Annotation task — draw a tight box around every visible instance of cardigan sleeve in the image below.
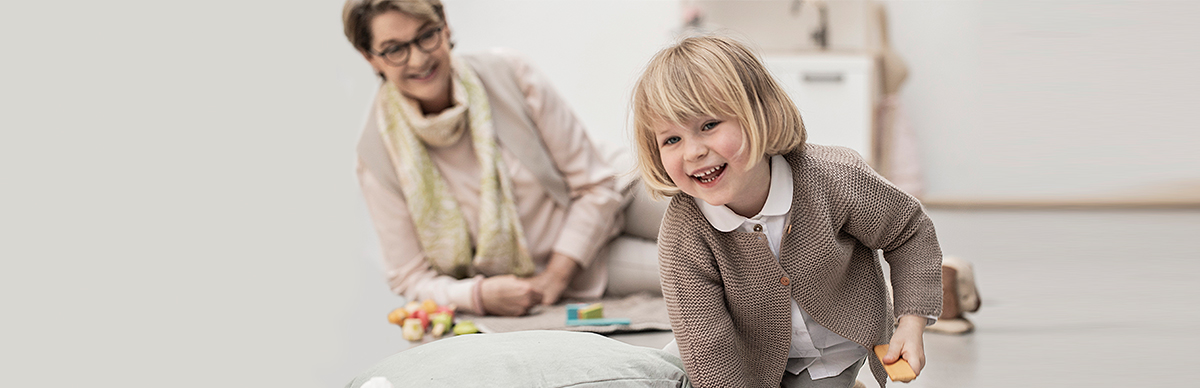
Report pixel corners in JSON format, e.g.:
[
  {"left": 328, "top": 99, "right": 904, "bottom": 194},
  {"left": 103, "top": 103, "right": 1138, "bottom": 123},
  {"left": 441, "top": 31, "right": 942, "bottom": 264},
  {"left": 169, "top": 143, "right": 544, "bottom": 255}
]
[
  {"left": 356, "top": 159, "right": 482, "bottom": 313},
  {"left": 502, "top": 51, "right": 623, "bottom": 268},
  {"left": 657, "top": 204, "right": 749, "bottom": 388},
  {"left": 832, "top": 149, "right": 943, "bottom": 320}
]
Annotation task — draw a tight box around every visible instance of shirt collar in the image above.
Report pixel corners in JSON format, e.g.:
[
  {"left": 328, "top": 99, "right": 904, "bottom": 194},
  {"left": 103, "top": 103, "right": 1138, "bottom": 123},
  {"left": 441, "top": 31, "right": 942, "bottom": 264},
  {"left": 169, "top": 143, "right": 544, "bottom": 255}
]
[{"left": 696, "top": 154, "right": 793, "bottom": 232}]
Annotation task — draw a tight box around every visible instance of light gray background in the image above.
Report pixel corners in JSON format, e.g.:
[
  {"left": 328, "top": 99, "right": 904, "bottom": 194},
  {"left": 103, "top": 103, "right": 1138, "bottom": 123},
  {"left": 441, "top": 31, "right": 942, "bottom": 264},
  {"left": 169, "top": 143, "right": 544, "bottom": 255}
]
[{"left": 2, "top": 1, "right": 1196, "bottom": 387}]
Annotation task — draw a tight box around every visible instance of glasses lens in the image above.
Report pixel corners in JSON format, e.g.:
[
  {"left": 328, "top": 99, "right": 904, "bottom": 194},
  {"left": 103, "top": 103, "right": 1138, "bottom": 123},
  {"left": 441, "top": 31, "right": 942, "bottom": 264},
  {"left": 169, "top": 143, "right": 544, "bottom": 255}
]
[
  {"left": 385, "top": 46, "right": 409, "bottom": 66},
  {"left": 417, "top": 28, "right": 442, "bottom": 52}
]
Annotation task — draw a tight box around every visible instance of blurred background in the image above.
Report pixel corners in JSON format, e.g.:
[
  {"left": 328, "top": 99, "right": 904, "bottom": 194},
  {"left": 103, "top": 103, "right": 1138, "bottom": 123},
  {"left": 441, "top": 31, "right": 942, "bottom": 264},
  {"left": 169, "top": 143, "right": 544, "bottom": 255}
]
[{"left": 2, "top": 0, "right": 1197, "bottom": 387}]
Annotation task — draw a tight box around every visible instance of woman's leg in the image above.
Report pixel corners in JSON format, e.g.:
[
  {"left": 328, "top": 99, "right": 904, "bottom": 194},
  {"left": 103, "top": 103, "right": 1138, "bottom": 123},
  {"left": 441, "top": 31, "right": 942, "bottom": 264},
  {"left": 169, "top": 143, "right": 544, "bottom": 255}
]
[
  {"left": 600, "top": 235, "right": 662, "bottom": 297},
  {"left": 603, "top": 180, "right": 669, "bottom": 297}
]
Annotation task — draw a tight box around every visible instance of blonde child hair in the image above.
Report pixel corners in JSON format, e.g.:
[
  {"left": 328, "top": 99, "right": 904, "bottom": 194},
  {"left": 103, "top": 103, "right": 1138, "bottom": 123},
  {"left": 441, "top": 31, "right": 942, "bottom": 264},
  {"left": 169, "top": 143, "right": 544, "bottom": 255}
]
[{"left": 631, "top": 35, "right": 807, "bottom": 199}]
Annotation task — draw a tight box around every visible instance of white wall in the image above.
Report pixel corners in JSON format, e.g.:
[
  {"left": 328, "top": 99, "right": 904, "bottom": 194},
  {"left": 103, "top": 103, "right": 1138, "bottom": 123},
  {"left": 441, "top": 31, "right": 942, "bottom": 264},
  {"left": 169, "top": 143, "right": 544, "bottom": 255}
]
[
  {"left": 2, "top": 1, "right": 369, "bottom": 387},
  {"left": 683, "top": 0, "right": 1200, "bottom": 203},
  {"left": 883, "top": 0, "right": 1200, "bottom": 202},
  {"left": 443, "top": 0, "right": 681, "bottom": 150}
]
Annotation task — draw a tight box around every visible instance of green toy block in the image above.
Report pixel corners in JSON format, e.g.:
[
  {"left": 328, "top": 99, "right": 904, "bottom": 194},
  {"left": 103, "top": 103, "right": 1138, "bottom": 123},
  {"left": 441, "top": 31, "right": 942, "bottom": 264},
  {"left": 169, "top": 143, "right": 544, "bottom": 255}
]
[{"left": 578, "top": 303, "right": 604, "bottom": 319}]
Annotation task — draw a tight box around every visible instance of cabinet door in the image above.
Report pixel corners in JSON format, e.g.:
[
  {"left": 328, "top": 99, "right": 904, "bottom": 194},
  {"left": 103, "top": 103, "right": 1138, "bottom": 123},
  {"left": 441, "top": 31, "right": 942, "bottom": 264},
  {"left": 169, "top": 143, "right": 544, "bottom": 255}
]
[{"left": 763, "top": 55, "right": 874, "bottom": 164}]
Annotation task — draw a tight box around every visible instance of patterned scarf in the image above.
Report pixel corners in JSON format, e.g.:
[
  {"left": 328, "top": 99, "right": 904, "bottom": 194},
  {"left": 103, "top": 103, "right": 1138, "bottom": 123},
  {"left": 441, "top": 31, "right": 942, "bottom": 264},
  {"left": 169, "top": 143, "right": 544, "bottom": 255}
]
[{"left": 377, "top": 55, "right": 534, "bottom": 278}]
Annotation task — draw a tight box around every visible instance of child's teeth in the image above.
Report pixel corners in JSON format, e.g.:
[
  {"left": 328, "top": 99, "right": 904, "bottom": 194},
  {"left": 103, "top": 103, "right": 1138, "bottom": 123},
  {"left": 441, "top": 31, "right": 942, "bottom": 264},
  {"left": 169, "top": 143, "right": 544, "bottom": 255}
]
[{"left": 693, "top": 164, "right": 723, "bottom": 178}]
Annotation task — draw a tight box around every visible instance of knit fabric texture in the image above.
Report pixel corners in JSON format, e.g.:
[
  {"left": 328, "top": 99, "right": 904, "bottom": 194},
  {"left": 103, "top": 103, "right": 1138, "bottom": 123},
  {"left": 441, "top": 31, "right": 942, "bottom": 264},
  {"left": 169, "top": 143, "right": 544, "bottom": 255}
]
[{"left": 657, "top": 144, "right": 943, "bottom": 388}]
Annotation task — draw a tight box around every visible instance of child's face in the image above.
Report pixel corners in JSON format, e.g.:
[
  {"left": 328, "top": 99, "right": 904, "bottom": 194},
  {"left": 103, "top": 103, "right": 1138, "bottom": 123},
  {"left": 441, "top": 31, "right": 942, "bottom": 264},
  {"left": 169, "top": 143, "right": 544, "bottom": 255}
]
[{"left": 654, "top": 116, "right": 771, "bottom": 217}]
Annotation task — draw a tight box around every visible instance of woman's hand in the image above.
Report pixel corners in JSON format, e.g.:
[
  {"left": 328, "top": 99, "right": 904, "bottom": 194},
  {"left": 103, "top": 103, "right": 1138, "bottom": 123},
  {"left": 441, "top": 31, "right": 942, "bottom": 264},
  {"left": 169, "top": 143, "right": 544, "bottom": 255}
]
[
  {"left": 479, "top": 275, "right": 543, "bottom": 316},
  {"left": 528, "top": 253, "right": 580, "bottom": 305},
  {"left": 883, "top": 315, "right": 928, "bottom": 377}
]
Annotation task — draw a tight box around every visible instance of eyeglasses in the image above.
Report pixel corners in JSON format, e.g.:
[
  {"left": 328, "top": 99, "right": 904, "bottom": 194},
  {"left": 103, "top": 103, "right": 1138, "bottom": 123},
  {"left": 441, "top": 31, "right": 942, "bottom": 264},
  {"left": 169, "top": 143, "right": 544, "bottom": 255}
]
[{"left": 370, "top": 25, "right": 445, "bottom": 67}]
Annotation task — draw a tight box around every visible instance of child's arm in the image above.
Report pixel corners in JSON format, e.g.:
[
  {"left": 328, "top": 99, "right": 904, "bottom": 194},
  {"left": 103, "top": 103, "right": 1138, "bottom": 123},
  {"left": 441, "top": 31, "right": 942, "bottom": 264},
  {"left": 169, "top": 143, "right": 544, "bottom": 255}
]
[
  {"left": 829, "top": 150, "right": 938, "bottom": 380},
  {"left": 833, "top": 150, "right": 943, "bottom": 320}
]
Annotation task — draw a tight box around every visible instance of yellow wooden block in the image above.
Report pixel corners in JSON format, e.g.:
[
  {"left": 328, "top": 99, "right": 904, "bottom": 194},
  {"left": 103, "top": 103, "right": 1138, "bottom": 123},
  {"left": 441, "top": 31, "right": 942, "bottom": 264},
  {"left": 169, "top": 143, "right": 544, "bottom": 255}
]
[
  {"left": 578, "top": 303, "right": 604, "bottom": 319},
  {"left": 873, "top": 345, "right": 916, "bottom": 382}
]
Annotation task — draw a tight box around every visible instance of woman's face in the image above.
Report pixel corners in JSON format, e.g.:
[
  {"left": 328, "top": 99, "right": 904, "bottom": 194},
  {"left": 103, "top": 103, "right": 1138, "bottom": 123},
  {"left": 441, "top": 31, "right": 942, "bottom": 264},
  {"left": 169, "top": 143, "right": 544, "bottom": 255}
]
[{"left": 363, "top": 10, "right": 454, "bottom": 113}]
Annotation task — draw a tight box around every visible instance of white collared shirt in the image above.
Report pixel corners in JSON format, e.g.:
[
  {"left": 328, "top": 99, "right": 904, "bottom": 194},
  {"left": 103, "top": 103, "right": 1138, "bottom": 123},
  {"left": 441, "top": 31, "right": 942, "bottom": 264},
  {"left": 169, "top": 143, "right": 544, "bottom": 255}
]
[{"left": 696, "top": 155, "right": 868, "bottom": 379}]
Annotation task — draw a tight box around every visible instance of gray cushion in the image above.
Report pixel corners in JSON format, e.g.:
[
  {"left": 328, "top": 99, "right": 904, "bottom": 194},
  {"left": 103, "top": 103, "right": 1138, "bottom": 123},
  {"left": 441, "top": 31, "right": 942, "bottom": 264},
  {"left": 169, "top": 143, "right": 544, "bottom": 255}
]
[{"left": 346, "top": 330, "right": 690, "bottom": 388}]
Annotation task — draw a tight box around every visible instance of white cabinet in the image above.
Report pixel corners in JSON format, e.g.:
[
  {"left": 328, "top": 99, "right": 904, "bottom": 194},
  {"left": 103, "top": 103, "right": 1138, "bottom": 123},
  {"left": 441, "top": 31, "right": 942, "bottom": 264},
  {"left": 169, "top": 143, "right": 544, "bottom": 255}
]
[{"left": 762, "top": 54, "right": 876, "bottom": 164}]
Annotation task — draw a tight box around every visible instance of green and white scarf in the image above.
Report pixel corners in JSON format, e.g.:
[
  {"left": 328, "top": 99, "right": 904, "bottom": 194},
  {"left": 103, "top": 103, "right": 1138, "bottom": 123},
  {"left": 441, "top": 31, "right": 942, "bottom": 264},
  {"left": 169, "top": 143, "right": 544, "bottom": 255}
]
[{"left": 378, "top": 55, "right": 535, "bottom": 279}]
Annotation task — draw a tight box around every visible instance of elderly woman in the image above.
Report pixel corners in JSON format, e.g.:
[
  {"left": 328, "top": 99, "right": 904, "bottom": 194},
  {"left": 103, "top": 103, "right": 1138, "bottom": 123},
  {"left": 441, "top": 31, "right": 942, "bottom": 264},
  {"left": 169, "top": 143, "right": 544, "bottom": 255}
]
[{"left": 343, "top": 0, "right": 651, "bottom": 317}]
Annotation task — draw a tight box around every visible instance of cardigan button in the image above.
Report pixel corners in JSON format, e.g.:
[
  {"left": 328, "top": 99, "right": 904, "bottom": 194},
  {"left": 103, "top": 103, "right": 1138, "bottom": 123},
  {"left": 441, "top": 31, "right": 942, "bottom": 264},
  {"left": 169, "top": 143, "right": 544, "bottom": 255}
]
[
  {"left": 780, "top": 276, "right": 790, "bottom": 286},
  {"left": 753, "top": 224, "right": 763, "bottom": 232}
]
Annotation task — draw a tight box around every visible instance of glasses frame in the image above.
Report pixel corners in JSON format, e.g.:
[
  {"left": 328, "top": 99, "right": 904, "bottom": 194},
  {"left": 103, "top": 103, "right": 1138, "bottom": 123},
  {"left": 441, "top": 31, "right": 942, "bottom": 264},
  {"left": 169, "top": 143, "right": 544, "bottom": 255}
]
[{"left": 369, "top": 24, "right": 446, "bottom": 67}]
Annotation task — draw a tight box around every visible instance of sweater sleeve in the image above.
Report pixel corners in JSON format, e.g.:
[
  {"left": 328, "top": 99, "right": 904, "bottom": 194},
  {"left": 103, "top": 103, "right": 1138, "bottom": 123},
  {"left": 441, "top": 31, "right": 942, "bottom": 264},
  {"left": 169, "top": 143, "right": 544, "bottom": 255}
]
[
  {"left": 357, "top": 159, "right": 482, "bottom": 313},
  {"left": 657, "top": 204, "right": 749, "bottom": 388},
  {"left": 833, "top": 149, "right": 943, "bottom": 320},
  {"left": 501, "top": 51, "right": 623, "bottom": 268}
]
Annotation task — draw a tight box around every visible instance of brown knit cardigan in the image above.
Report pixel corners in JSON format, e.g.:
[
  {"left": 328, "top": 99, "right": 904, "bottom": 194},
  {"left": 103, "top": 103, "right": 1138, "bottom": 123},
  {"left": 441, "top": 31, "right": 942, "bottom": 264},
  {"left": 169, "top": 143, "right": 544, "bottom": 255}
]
[{"left": 657, "top": 144, "right": 942, "bottom": 388}]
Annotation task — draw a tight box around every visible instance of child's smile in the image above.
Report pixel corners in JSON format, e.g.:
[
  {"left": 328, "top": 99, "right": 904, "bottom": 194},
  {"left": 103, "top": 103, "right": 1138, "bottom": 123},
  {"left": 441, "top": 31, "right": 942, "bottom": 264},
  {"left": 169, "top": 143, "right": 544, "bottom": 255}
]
[
  {"left": 691, "top": 163, "right": 727, "bottom": 184},
  {"left": 655, "top": 116, "right": 771, "bottom": 217}
]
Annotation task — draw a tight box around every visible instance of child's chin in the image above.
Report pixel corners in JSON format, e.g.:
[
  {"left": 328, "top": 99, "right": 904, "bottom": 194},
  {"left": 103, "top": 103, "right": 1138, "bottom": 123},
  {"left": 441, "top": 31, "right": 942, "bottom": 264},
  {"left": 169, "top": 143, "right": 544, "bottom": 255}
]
[{"left": 698, "top": 195, "right": 727, "bottom": 208}]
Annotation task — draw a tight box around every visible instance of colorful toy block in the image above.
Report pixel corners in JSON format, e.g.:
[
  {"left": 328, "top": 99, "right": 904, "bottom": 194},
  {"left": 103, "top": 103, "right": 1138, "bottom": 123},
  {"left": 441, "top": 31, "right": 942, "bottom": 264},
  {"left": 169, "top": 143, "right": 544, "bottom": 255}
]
[
  {"left": 566, "top": 317, "right": 632, "bottom": 326},
  {"left": 578, "top": 303, "right": 604, "bottom": 319},
  {"left": 565, "top": 302, "right": 630, "bottom": 326}
]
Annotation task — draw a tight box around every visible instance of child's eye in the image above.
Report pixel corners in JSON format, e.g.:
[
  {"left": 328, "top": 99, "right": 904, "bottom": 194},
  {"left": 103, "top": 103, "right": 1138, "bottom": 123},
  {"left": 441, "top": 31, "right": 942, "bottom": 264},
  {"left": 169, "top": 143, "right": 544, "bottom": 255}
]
[
  {"left": 662, "top": 136, "right": 680, "bottom": 146},
  {"left": 701, "top": 121, "right": 721, "bottom": 131}
]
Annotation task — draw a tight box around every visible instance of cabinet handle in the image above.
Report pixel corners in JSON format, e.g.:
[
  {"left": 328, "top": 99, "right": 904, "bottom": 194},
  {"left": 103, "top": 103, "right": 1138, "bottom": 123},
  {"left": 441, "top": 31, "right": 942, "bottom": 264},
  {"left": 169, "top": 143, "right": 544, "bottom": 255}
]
[{"left": 802, "top": 72, "right": 843, "bottom": 83}]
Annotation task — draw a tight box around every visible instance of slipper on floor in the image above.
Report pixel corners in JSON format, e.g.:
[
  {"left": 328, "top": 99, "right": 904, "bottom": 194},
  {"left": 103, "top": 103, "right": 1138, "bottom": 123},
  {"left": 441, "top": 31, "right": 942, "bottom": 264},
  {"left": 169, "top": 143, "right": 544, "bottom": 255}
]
[{"left": 926, "top": 316, "right": 974, "bottom": 335}]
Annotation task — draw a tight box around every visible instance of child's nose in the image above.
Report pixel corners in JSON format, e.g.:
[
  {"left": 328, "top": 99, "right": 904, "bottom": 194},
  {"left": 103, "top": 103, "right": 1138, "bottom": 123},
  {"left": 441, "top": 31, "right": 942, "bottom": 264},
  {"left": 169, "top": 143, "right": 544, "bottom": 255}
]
[{"left": 685, "top": 142, "right": 708, "bottom": 161}]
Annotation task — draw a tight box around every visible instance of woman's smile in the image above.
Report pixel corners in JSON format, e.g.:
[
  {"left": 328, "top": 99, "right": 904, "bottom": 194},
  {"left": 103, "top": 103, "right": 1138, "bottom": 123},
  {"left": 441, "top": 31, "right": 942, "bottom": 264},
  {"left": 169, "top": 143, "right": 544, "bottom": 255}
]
[{"left": 406, "top": 63, "right": 438, "bottom": 81}]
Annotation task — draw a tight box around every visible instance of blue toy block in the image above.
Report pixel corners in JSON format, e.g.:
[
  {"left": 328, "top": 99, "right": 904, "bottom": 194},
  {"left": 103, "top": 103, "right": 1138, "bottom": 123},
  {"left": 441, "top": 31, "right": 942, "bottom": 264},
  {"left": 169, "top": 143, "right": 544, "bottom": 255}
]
[{"left": 565, "top": 317, "right": 632, "bottom": 326}]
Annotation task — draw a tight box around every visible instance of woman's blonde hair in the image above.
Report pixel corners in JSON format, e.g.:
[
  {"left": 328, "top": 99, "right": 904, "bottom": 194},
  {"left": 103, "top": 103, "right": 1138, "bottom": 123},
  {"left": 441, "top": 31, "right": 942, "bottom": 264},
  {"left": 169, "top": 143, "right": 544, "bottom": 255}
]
[
  {"left": 342, "top": 0, "right": 446, "bottom": 54},
  {"left": 631, "top": 35, "right": 806, "bottom": 199}
]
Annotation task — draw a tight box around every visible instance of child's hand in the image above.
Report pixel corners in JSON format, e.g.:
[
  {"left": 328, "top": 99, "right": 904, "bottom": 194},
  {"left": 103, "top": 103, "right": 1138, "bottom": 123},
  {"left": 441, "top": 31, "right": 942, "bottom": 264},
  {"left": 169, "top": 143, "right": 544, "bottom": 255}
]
[{"left": 883, "top": 315, "right": 927, "bottom": 377}]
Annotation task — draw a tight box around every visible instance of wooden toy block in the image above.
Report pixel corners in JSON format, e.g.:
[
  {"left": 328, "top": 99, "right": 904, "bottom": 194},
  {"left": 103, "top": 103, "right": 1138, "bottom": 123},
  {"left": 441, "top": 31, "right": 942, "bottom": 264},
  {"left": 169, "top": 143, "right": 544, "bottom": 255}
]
[
  {"left": 565, "top": 303, "right": 587, "bottom": 320},
  {"left": 452, "top": 320, "right": 479, "bottom": 335},
  {"left": 565, "top": 303, "right": 628, "bottom": 326},
  {"left": 873, "top": 345, "right": 916, "bottom": 382},
  {"left": 578, "top": 303, "right": 604, "bottom": 319},
  {"left": 402, "top": 318, "right": 424, "bottom": 341}
]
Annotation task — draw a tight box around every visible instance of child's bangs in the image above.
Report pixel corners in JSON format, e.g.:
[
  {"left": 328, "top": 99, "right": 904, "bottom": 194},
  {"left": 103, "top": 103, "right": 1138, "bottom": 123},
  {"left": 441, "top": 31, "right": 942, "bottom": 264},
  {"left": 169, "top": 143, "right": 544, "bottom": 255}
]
[
  {"left": 660, "top": 81, "right": 733, "bottom": 128},
  {"left": 638, "top": 52, "right": 741, "bottom": 129}
]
